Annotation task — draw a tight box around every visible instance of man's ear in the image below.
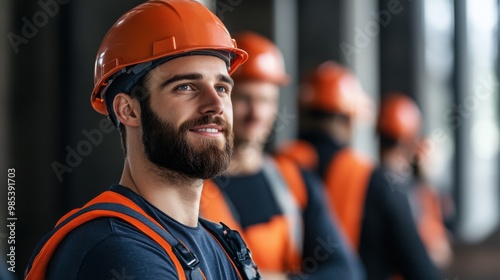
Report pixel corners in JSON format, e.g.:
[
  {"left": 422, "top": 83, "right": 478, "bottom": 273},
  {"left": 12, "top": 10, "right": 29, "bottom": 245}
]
[{"left": 113, "top": 93, "right": 141, "bottom": 127}]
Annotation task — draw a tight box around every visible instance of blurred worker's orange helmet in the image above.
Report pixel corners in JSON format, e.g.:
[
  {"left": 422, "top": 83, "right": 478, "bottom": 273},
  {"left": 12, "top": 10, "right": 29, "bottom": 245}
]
[
  {"left": 231, "top": 31, "right": 289, "bottom": 86},
  {"left": 300, "top": 61, "right": 367, "bottom": 117},
  {"left": 377, "top": 92, "right": 422, "bottom": 140},
  {"left": 91, "top": 0, "right": 248, "bottom": 115}
]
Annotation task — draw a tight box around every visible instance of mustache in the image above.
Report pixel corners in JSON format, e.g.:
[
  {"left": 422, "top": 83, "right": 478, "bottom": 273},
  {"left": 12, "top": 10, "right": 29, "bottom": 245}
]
[{"left": 180, "top": 115, "right": 231, "bottom": 133}]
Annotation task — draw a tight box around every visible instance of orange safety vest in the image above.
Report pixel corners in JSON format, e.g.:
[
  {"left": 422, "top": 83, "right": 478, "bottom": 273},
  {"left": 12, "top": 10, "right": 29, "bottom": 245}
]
[
  {"left": 413, "top": 183, "right": 450, "bottom": 260},
  {"left": 25, "top": 190, "right": 260, "bottom": 280},
  {"left": 278, "top": 140, "right": 374, "bottom": 249},
  {"left": 200, "top": 156, "right": 308, "bottom": 273}
]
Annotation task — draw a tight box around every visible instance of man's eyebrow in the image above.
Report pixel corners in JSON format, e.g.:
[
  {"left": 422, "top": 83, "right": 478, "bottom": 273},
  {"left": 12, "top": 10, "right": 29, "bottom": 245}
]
[
  {"left": 158, "top": 73, "right": 234, "bottom": 88},
  {"left": 218, "top": 74, "right": 234, "bottom": 87},
  {"left": 159, "top": 73, "right": 203, "bottom": 89}
]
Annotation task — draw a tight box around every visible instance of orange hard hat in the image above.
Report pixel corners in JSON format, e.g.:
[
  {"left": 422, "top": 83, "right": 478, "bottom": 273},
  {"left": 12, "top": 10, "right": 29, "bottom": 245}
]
[
  {"left": 231, "top": 31, "right": 289, "bottom": 86},
  {"left": 91, "top": 0, "right": 248, "bottom": 115},
  {"left": 300, "top": 61, "right": 366, "bottom": 117},
  {"left": 377, "top": 92, "right": 421, "bottom": 140}
]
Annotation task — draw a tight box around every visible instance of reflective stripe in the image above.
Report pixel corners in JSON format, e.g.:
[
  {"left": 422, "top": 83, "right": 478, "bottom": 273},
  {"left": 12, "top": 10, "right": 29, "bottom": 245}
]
[{"left": 262, "top": 157, "right": 304, "bottom": 267}]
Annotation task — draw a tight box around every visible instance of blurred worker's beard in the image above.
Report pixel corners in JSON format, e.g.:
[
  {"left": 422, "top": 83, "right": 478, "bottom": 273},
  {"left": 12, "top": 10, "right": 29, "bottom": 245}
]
[
  {"left": 234, "top": 115, "right": 274, "bottom": 150},
  {"left": 141, "top": 101, "right": 233, "bottom": 180}
]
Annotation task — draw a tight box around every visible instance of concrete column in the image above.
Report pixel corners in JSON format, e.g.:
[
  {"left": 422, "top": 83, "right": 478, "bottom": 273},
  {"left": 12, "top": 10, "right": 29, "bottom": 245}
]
[
  {"left": 342, "top": 0, "right": 380, "bottom": 159},
  {"left": 272, "top": 0, "right": 298, "bottom": 146}
]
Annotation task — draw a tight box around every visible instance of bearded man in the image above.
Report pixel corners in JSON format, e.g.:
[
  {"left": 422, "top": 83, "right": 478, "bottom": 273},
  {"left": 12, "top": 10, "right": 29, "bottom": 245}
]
[{"left": 25, "top": 1, "right": 261, "bottom": 279}]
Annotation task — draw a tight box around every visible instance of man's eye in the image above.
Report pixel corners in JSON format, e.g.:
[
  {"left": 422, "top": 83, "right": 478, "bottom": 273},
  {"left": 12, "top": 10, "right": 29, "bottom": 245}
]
[
  {"left": 215, "top": 85, "right": 229, "bottom": 93},
  {"left": 175, "top": 84, "right": 193, "bottom": 91}
]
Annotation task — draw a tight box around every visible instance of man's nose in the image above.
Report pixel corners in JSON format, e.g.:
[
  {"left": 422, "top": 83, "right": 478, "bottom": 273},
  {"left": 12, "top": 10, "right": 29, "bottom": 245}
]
[{"left": 199, "top": 87, "right": 225, "bottom": 116}]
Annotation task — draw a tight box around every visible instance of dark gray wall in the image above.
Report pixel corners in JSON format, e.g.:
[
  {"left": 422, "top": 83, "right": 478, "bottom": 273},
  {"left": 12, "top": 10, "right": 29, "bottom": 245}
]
[
  {"left": 10, "top": 0, "right": 64, "bottom": 277},
  {"left": 378, "top": 0, "right": 423, "bottom": 101},
  {"left": 8, "top": 1, "right": 142, "bottom": 278},
  {"left": 298, "top": 0, "right": 343, "bottom": 80}
]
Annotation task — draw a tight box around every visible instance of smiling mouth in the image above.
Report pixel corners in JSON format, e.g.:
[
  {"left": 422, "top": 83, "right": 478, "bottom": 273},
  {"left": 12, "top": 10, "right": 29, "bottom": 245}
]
[
  {"left": 192, "top": 128, "right": 221, "bottom": 133},
  {"left": 189, "top": 124, "right": 225, "bottom": 138}
]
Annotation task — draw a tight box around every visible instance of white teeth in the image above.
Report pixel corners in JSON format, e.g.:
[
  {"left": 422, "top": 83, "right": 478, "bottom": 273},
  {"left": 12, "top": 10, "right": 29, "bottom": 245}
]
[{"left": 196, "top": 128, "right": 219, "bottom": 133}]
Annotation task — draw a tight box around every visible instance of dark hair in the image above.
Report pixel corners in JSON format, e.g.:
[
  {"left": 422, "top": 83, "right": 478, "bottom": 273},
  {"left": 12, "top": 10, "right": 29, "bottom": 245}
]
[
  {"left": 303, "top": 109, "right": 351, "bottom": 124},
  {"left": 379, "top": 134, "right": 399, "bottom": 151}
]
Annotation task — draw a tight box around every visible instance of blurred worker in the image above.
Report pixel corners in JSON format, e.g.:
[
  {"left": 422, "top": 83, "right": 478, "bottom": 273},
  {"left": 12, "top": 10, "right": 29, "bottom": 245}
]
[
  {"left": 377, "top": 93, "right": 453, "bottom": 270},
  {"left": 200, "top": 32, "right": 364, "bottom": 279},
  {"left": 25, "top": 1, "right": 262, "bottom": 279},
  {"left": 278, "top": 61, "right": 442, "bottom": 279}
]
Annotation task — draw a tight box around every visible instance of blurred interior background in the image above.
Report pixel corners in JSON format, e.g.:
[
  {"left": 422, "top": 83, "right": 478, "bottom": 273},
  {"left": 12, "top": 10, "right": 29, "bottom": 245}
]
[{"left": 1, "top": 0, "right": 499, "bottom": 279}]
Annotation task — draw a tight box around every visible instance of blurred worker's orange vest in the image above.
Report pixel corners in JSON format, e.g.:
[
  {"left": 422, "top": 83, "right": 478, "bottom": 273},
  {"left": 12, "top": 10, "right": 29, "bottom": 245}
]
[
  {"left": 278, "top": 140, "right": 374, "bottom": 249},
  {"left": 201, "top": 156, "right": 307, "bottom": 273},
  {"left": 413, "top": 182, "right": 451, "bottom": 266}
]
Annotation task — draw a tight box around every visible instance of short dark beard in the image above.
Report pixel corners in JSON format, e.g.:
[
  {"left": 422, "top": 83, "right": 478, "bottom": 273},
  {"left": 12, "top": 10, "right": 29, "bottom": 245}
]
[{"left": 141, "top": 99, "right": 233, "bottom": 180}]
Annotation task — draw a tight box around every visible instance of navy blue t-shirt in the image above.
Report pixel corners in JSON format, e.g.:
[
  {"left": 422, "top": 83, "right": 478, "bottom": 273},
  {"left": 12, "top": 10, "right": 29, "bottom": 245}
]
[{"left": 32, "top": 185, "right": 240, "bottom": 279}]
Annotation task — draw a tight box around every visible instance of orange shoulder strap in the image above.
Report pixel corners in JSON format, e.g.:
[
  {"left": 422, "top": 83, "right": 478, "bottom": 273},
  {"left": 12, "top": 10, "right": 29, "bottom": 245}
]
[
  {"left": 324, "top": 148, "right": 374, "bottom": 249},
  {"left": 277, "top": 140, "right": 319, "bottom": 171},
  {"left": 25, "top": 191, "right": 189, "bottom": 280}
]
